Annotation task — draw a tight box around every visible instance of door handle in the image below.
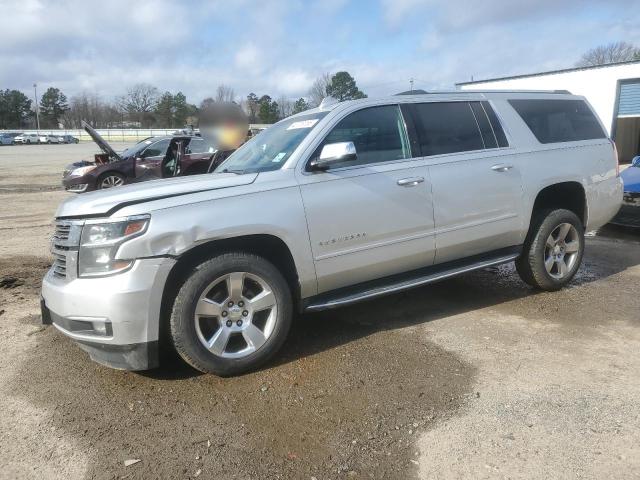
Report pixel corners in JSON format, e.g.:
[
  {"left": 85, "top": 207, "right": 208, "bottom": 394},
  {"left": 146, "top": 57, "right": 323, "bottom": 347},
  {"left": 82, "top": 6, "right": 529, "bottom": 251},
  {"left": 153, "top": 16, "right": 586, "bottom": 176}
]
[
  {"left": 397, "top": 177, "right": 424, "bottom": 187},
  {"left": 491, "top": 164, "right": 513, "bottom": 172}
]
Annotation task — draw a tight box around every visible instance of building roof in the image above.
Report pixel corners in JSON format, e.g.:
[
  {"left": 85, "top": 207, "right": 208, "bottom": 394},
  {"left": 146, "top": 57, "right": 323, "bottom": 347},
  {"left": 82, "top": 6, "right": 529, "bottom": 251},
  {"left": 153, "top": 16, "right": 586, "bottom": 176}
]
[{"left": 456, "top": 59, "right": 640, "bottom": 86}]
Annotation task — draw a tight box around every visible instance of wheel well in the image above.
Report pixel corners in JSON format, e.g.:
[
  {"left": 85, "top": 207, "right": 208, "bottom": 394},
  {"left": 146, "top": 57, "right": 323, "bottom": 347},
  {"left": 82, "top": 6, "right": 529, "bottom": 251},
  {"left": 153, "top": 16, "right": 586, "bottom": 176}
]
[
  {"left": 159, "top": 234, "right": 300, "bottom": 344},
  {"left": 531, "top": 182, "right": 586, "bottom": 226}
]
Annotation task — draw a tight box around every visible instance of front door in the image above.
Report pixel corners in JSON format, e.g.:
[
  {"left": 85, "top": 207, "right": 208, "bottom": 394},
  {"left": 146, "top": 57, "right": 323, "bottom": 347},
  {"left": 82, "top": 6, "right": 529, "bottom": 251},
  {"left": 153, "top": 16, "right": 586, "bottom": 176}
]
[
  {"left": 297, "top": 104, "right": 436, "bottom": 293},
  {"left": 134, "top": 138, "right": 171, "bottom": 181}
]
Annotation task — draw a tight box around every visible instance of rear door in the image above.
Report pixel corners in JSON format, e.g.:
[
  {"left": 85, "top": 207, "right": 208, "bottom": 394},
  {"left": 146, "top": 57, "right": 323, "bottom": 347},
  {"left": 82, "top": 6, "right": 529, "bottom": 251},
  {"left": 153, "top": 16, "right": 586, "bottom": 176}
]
[
  {"left": 181, "top": 137, "right": 215, "bottom": 175},
  {"left": 297, "top": 104, "right": 436, "bottom": 293},
  {"left": 405, "top": 101, "right": 523, "bottom": 263}
]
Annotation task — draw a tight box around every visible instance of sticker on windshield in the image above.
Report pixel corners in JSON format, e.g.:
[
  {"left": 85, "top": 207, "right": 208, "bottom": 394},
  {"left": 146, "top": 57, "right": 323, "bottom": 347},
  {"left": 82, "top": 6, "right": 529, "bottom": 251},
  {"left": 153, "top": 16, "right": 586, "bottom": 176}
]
[
  {"left": 286, "top": 119, "right": 319, "bottom": 130},
  {"left": 272, "top": 152, "right": 287, "bottom": 162}
]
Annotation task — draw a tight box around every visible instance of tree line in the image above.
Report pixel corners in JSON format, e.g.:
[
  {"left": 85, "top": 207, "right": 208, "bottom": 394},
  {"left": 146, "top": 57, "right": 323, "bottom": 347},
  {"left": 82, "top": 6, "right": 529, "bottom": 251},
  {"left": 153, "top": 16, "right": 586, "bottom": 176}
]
[{"left": 0, "top": 71, "right": 366, "bottom": 130}]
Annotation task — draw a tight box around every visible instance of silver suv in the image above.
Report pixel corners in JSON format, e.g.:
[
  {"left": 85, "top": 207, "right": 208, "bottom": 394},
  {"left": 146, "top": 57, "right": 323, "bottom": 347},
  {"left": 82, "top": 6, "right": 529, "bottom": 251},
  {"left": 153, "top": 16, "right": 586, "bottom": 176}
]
[{"left": 41, "top": 91, "right": 622, "bottom": 375}]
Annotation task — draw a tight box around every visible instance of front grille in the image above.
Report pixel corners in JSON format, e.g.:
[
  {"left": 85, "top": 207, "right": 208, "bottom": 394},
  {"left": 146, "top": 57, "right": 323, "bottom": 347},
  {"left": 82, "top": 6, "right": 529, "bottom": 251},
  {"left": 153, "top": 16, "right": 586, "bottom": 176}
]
[
  {"left": 50, "top": 219, "right": 82, "bottom": 280},
  {"left": 52, "top": 252, "right": 67, "bottom": 278},
  {"left": 53, "top": 221, "right": 72, "bottom": 242}
]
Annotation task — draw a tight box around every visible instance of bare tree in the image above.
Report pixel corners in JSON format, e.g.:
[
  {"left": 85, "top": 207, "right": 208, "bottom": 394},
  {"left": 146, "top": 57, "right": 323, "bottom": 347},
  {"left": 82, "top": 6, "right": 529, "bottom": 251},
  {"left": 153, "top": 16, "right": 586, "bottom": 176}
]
[
  {"left": 308, "top": 72, "right": 332, "bottom": 107},
  {"left": 576, "top": 41, "right": 640, "bottom": 67},
  {"left": 215, "top": 85, "right": 236, "bottom": 103},
  {"left": 119, "top": 83, "right": 159, "bottom": 126},
  {"left": 276, "top": 95, "right": 293, "bottom": 118}
]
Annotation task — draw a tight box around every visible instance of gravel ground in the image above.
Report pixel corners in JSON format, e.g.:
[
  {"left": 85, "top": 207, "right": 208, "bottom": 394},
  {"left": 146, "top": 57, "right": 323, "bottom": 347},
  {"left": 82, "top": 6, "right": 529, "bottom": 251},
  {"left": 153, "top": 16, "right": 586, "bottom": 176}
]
[{"left": 0, "top": 144, "right": 639, "bottom": 479}]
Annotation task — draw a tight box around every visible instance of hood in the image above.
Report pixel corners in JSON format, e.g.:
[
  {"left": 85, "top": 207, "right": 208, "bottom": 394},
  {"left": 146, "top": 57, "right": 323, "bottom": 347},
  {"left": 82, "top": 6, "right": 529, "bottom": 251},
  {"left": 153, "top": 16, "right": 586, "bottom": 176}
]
[
  {"left": 621, "top": 166, "right": 640, "bottom": 193},
  {"left": 82, "top": 120, "right": 122, "bottom": 161},
  {"left": 56, "top": 172, "right": 258, "bottom": 218}
]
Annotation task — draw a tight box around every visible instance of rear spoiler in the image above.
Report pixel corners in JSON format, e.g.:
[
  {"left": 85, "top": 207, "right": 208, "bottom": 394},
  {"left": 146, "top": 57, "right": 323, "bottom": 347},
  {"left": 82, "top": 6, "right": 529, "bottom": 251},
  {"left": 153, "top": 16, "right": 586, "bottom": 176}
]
[{"left": 82, "top": 121, "right": 122, "bottom": 161}]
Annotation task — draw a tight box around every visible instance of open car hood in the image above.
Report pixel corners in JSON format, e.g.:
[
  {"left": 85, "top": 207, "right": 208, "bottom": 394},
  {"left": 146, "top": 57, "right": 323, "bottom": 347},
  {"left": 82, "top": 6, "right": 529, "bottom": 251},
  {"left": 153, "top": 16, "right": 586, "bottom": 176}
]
[
  {"left": 82, "top": 120, "right": 122, "bottom": 161},
  {"left": 56, "top": 172, "right": 259, "bottom": 218}
]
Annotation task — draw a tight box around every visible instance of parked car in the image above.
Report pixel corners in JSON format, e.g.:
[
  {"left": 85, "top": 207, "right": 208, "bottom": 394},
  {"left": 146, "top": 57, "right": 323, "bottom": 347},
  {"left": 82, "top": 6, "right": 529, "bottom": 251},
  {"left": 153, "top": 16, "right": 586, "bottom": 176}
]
[
  {"left": 60, "top": 135, "right": 79, "bottom": 144},
  {"left": 0, "top": 133, "right": 18, "bottom": 145},
  {"left": 39, "top": 134, "right": 62, "bottom": 144},
  {"left": 61, "top": 122, "right": 216, "bottom": 192},
  {"left": 41, "top": 91, "right": 622, "bottom": 375},
  {"left": 14, "top": 133, "right": 39, "bottom": 144},
  {"left": 610, "top": 155, "right": 640, "bottom": 227}
]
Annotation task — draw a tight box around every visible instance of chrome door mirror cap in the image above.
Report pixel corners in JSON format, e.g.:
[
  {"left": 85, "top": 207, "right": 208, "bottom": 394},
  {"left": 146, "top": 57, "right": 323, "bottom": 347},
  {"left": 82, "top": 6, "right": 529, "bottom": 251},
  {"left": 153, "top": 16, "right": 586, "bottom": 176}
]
[{"left": 311, "top": 142, "right": 357, "bottom": 170}]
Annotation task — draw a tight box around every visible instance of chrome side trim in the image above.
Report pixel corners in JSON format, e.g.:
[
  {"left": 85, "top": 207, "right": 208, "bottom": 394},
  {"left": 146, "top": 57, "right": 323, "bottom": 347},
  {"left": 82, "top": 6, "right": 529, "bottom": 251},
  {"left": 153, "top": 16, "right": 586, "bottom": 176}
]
[{"left": 304, "top": 253, "right": 519, "bottom": 312}]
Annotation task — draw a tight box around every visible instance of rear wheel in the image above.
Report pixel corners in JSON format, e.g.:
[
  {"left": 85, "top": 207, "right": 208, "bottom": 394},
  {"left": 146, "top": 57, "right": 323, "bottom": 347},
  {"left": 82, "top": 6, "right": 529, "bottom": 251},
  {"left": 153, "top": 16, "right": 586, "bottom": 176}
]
[
  {"left": 169, "top": 252, "right": 292, "bottom": 376},
  {"left": 516, "top": 208, "right": 584, "bottom": 290},
  {"left": 97, "top": 172, "right": 125, "bottom": 189}
]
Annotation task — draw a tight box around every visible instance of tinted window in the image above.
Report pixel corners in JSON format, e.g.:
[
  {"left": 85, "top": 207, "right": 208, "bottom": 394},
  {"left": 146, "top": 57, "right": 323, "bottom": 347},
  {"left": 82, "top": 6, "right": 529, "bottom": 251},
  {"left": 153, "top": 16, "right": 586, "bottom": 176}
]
[
  {"left": 470, "top": 102, "right": 497, "bottom": 149},
  {"left": 186, "top": 138, "right": 213, "bottom": 154},
  {"left": 142, "top": 139, "right": 170, "bottom": 157},
  {"left": 410, "top": 102, "right": 484, "bottom": 156},
  {"left": 481, "top": 101, "right": 509, "bottom": 147},
  {"left": 509, "top": 99, "right": 606, "bottom": 144},
  {"left": 319, "top": 105, "right": 411, "bottom": 168}
]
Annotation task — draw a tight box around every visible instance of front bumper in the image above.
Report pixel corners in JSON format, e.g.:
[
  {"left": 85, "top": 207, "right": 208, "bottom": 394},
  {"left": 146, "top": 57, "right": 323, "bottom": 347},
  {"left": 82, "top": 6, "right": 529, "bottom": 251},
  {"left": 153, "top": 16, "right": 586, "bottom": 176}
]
[
  {"left": 63, "top": 174, "right": 94, "bottom": 193},
  {"left": 41, "top": 256, "right": 176, "bottom": 370}
]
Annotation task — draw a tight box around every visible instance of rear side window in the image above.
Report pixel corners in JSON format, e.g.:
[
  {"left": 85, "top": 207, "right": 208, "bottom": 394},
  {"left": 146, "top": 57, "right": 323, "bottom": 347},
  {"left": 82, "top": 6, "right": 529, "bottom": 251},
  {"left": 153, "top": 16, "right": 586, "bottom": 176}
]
[
  {"left": 409, "top": 102, "right": 484, "bottom": 156},
  {"left": 482, "top": 101, "right": 509, "bottom": 147},
  {"left": 470, "top": 102, "right": 497, "bottom": 149},
  {"left": 319, "top": 105, "right": 411, "bottom": 168},
  {"left": 186, "top": 138, "right": 213, "bottom": 154},
  {"left": 509, "top": 99, "right": 606, "bottom": 144}
]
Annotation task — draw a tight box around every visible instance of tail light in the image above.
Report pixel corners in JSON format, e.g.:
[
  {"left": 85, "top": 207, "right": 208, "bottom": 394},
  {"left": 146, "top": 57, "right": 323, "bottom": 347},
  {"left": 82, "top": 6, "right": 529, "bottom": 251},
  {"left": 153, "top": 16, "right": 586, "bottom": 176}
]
[{"left": 612, "top": 139, "right": 620, "bottom": 177}]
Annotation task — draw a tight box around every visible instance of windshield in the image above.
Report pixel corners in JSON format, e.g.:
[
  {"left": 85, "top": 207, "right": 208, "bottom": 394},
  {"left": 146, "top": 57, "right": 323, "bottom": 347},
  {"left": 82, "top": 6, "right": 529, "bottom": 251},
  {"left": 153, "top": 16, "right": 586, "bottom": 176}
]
[
  {"left": 121, "top": 138, "right": 155, "bottom": 158},
  {"left": 215, "top": 112, "right": 328, "bottom": 174}
]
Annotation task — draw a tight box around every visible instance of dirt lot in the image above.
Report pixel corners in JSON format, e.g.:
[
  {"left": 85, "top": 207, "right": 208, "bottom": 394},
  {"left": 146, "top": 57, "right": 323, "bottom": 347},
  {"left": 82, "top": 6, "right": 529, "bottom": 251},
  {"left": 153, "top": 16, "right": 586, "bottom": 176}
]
[{"left": 1, "top": 143, "right": 639, "bottom": 479}]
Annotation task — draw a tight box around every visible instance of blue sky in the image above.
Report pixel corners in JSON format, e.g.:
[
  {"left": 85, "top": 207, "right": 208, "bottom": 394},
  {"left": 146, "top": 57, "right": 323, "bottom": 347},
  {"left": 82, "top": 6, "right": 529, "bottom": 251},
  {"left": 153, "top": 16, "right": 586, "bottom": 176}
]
[{"left": 1, "top": 0, "right": 640, "bottom": 104}]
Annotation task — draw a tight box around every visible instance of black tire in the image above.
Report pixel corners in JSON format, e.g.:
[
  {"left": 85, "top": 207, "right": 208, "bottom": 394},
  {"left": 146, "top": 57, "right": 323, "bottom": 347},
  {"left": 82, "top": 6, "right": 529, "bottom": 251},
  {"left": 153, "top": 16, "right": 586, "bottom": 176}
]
[
  {"left": 169, "top": 252, "right": 293, "bottom": 376},
  {"left": 97, "top": 172, "right": 125, "bottom": 189},
  {"left": 516, "top": 208, "right": 584, "bottom": 291}
]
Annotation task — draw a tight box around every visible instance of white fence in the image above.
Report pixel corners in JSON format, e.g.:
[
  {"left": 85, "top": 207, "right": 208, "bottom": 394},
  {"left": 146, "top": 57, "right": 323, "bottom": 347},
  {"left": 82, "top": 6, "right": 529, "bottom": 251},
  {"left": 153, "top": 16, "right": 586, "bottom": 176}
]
[{"left": 0, "top": 125, "right": 271, "bottom": 142}]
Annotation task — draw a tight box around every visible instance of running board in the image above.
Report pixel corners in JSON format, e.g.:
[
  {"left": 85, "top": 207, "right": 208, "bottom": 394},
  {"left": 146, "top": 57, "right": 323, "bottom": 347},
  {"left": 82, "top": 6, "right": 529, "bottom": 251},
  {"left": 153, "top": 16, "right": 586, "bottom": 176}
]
[{"left": 303, "top": 248, "right": 521, "bottom": 312}]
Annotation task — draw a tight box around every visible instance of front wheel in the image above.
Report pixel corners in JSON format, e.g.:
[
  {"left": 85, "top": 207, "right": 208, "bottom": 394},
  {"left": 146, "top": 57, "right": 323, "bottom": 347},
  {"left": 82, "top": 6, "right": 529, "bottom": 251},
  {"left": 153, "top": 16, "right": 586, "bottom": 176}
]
[
  {"left": 169, "top": 252, "right": 293, "bottom": 376},
  {"left": 97, "top": 172, "right": 125, "bottom": 189},
  {"left": 516, "top": 208, "right": 584, "bottom": 291}
]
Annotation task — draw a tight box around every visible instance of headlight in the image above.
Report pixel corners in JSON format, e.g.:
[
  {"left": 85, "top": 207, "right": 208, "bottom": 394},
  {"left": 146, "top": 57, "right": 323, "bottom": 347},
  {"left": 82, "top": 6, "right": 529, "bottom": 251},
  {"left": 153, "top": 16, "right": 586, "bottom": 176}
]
[
  {"left": 70, "top": 165, "right": 97, "bottom": 177},
  {"left": 78, "top": 215, "right": 150, "bottom": 277}
]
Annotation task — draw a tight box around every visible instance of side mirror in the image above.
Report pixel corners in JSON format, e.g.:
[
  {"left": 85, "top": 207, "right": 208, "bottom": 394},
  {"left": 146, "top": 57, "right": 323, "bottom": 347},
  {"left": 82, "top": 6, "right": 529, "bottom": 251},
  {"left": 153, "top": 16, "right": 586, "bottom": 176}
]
[
  {"left": 632, "top": 156, "right": 640, "bottom": 167},
  {"left": 310, "top": 141, "right": 357, "bottom": 170}
]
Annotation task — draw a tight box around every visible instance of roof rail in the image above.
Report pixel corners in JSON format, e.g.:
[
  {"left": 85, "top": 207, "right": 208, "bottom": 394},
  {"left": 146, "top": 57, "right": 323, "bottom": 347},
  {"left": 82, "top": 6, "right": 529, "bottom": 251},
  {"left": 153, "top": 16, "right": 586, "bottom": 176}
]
[{"left": 395, "top": 89, "right": 429, "bottom": 95}]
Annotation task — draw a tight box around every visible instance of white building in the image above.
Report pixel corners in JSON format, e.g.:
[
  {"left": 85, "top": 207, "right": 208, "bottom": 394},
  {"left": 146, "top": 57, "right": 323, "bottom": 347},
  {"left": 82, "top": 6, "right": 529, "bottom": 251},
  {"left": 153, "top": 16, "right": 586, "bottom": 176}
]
[{"left": 457, "top": 60, "right": 640, "bottom": 163}]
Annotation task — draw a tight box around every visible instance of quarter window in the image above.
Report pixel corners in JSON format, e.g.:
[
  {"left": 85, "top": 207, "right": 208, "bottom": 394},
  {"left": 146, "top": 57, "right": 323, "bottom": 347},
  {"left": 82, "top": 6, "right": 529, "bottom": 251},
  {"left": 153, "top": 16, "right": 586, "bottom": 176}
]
[
  {"left": 409, "top": 102, "right": 485, "bottom": 156},
  {"left": 317, "top": 105, "right": 411, "bottom": 168},
  {"left": 508, "top": 99, "right": 606, "bottom": 144}
]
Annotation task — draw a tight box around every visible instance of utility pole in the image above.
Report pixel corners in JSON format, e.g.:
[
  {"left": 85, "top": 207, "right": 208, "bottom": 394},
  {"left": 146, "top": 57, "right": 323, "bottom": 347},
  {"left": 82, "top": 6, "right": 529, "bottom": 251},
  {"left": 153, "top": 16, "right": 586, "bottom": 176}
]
[
  {"left": 409, "top": 78, "right": 414, "bottom": 93},
  {"left": 33, "top": 83, "right": 40, "bottom": 131}
]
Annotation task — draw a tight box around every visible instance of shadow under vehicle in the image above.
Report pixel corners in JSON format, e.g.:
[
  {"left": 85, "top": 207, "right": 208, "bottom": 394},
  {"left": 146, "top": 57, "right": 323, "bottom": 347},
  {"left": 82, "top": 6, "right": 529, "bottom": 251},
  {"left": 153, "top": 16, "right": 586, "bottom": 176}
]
[{"left": 62, "top": 122, "right": 217, "bottom": 193}]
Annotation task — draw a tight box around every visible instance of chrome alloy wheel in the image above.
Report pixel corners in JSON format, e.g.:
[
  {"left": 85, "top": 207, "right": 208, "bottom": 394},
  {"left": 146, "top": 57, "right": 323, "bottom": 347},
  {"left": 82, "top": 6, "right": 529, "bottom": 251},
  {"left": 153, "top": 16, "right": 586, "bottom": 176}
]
[
  {"left": 100, "top": 175, "right": 124, "bottom": 188},
  {"left": 544, "top": 223, "right": 580, "bottom": 279},
  {"left": 194, "top": 272, "right": 278, "bottom": 359}
]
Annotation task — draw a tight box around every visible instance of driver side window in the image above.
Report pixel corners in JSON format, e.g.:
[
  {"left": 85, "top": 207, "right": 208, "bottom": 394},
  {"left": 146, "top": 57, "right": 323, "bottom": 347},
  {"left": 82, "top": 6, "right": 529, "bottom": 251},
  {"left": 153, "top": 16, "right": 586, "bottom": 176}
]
[
  {"left": 316, "top": 105, "right": 411, "bottom": 169},
  {"left": 142, "top": 139, "right": 170, "bottom": 158}
]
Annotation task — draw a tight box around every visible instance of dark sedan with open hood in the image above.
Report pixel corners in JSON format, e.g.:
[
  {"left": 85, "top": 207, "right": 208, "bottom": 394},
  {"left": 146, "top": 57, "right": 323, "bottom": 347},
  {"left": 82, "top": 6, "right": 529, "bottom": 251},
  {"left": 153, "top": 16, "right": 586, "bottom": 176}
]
[{"left": 62, "top": 122, "right": 217, "bottom": 193}]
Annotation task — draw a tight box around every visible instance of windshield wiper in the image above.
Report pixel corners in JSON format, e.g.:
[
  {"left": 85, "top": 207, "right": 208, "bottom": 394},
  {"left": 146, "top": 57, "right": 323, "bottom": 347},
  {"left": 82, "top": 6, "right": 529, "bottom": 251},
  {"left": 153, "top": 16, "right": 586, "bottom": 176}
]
[{"left": 220, "top": 168, "right": 245, "bottom": 175}]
